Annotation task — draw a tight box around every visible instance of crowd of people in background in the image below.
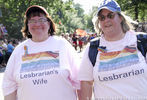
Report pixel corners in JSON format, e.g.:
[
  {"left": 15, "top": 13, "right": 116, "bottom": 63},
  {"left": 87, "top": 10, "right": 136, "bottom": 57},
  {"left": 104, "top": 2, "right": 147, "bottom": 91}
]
[
  {"left": 61, "top": 33, "right": 97, "bottom": 52},
  {"left": 135, "top": 22, "right": 147, "bottom": 33},
  {"left": 0, "top": 21, "right": 147, "bottom": 68},
  {"left": 0, "top": 23, "right": 146, "bottom": 68},
  {"left": 0, "top": 38, "right": 23, "bottom": 67},
  {"left": 0, "top": 33, "right": 97, "bottom": 68},
  {"left": 0, "top": 1, "right": 147, "bottom": 99},
  {"left": 61, "top": 21, "right": 147, "bottom": 52}
]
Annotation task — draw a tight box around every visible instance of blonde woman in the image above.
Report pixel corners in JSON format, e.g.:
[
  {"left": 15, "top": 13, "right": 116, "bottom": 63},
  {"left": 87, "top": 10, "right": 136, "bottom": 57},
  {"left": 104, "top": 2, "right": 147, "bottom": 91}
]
[{"left": 78, "top": 0, "right": 147, "bottom": 99}]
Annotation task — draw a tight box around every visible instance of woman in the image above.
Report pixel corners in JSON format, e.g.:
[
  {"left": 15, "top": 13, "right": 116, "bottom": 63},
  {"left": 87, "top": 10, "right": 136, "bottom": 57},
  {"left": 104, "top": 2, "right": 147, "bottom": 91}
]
[
  {"left": 2, "top": 5, "right": 80, "bottom": 100},
  {"left": 0, "top": 40, "right": 3, "bottom": 66},
  {"left": 5, "top": 40, "right": 14, "bottom": 63},
  {"left": 72, "top": 33, "right": 78, "bottom": 51},
  {"left": 78, "top": 0, "right": 147, "bottom": 99}
]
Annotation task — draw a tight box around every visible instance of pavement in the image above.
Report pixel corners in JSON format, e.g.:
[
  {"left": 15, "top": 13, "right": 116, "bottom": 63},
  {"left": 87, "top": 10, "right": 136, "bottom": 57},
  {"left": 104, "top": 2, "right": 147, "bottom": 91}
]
[{"left": 0, "top": 67, "right": 5, "bottom": 100}]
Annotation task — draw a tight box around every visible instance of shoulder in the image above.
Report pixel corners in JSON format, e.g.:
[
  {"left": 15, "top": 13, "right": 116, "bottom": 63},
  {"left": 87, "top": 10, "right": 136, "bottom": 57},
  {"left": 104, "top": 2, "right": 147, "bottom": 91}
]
[
  {"left": 90, "top": 37, "right": 100, "bottom": 42},
  {"left": 13, "top": 39, "right": 29, "bottom": 52},
  {"left": 129, "top": 30, "right": 147, "bottom": 37},
  {"left": 126, "top": 30, "right": 147, "bottom": 40},
  {"left": 132, "top": 32, "right": 147, "bottom": 41},
  {"left": 89, "top": 37, "right": 100, "bottom": 47},
  {"left": 135, "top": 32, "right": 147, "bottom": 35},
  {"left": 50, "top": 35, "right": 66, "bottom": 42},
  {"left": 136, "top": 33, "right": 147, "bottom": 39},
  {"left": 50, "top": 35, "right": 72, "bottom": 47}
]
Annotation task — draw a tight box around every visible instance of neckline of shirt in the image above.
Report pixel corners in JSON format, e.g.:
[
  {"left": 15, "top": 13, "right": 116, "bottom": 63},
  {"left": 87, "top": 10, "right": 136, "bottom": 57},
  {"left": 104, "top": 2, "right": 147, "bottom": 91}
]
[{"left": 28, "top": 36, "right": 52, "bottom": 45}]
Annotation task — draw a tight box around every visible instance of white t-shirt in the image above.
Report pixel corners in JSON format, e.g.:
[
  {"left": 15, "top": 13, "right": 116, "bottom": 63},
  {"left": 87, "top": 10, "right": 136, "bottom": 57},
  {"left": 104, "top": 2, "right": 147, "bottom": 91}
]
[
  {"left": 78, "top": 31, "right": 147, "bottom": 99},
  {"left": 2, "top": 36, "right": 80, "bottom": 100}
]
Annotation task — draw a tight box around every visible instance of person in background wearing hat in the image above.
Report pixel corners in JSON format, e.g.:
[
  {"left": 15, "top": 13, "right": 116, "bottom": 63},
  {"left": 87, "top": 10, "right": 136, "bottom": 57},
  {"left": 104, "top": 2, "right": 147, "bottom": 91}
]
[
  {"left": 78, "top": 0, "right": 147, "bottom": 99},
  {"left": 2, "top": 5, "right": 80, "bottom": 100}
]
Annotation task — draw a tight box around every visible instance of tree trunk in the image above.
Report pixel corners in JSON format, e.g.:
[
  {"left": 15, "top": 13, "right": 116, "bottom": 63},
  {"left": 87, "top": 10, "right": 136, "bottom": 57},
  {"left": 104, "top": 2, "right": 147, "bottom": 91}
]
[{"left": 134, "top": 2, "right": 138, "bottom": 20}]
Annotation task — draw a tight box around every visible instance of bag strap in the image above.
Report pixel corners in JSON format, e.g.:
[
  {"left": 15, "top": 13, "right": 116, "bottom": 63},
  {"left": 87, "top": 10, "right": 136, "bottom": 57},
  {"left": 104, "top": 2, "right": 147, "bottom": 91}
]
[
  {"left": 88, "top": 38, "right": 100, "bottom": 66},
  {"left": 88, "top": 34, "right": 147, "bottom": 67},
  {"left": 137, "top": 34, "right": 147, "bottom": 58}
]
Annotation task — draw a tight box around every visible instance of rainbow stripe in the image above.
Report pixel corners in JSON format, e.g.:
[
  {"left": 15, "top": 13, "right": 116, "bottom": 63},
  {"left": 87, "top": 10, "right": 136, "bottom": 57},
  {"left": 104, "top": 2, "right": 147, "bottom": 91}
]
[
  {"left": 20, "top": 51, "right": 59, "bottom": 73},
  {"left": 98, "top": 46, "right": 139, "bottom": 72},
  {"left": 22, "top": 51, "right": 59, "bottom": 61}
]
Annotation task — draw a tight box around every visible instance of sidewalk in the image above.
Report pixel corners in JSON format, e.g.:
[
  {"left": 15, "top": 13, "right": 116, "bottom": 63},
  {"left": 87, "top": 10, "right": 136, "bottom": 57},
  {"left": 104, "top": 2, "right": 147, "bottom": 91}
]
[{"left": 0, "top": 67, "right": 5, "bottom": 100}]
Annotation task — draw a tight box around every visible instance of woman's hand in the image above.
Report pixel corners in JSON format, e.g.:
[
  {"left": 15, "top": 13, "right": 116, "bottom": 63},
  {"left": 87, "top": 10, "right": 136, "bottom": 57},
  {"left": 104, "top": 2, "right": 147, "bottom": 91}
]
[
  {"left": 4, "top": 90, "right": 17, "bottom": 100},
  {"left": 78, "top": 81, "right": 93, "bottom": 100}
]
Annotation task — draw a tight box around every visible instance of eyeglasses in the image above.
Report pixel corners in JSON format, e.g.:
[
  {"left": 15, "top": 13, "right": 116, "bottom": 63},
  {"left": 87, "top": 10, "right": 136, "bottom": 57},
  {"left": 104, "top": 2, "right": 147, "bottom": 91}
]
[
  {"left": 28, "top": 18, "right": 48, "bottom": 24},
  {"left": 98, "top": 12, "right": 115, "bottom": 21}
]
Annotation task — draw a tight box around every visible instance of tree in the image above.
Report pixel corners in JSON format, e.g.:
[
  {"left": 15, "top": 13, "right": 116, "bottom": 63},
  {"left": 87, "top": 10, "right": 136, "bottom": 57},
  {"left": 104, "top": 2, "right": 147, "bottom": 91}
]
[
  {"left": 116, "top": 0, "right": 147, "bottom": 22},
  {"left": 0, "top": 0, "right": 87, "bottom": 38}
]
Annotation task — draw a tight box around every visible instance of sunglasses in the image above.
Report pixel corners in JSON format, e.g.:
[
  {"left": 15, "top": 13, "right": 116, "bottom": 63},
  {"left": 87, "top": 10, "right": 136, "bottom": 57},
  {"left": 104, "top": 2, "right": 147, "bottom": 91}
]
[
  {"left": 28, "top": 18, "right": 48, "bottom": 24},
  {"left": 98, "top": 12, "right": 115, "bottom": 21}
]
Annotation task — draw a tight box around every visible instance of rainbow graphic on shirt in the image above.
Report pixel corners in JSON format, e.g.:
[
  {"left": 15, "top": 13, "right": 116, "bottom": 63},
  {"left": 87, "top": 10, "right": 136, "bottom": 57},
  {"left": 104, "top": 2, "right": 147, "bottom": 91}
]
[
  {"left": 98, "top": 45, "right": 139, "bottom": 72},
  {"left": 20, "top": 51, "right": 59, "bottom": 73}
]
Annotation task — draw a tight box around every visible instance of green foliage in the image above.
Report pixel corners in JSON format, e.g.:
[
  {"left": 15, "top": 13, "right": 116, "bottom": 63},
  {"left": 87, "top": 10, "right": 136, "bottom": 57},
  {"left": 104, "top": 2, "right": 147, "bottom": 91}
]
[
  {"left": 0, "top": 0, "right": 146, "bottom": 39},
  {"left": 116, "top": 0, "right": 147, "bottom": 22},
  {"left": 0, "top": 0, "right": 29, "bottom": 39},
  {"left": 0, "top": 0, "right": 88, "bottom": 38}
]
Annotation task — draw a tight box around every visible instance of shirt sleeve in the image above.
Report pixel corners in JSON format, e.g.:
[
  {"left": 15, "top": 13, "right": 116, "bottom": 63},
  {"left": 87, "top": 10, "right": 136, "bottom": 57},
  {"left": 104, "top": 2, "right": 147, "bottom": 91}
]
[
  {"left": 69, "top": 48, "right": 81, "bottom": 89},
  {"left": 2, "top": 50, "right": 17, "bottom": 96},
  {"left": 78, "top": 43, "right": 94, "bottom": 81},
  {"left": 61, "top": 38, "right": 81, "bottom": 89}
]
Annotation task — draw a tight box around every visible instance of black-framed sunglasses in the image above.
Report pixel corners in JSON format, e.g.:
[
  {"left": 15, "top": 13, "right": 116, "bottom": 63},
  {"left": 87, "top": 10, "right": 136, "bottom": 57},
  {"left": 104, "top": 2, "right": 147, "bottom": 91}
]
[{"left": 98, "top": 12, "right": 115, "bottom": 21}]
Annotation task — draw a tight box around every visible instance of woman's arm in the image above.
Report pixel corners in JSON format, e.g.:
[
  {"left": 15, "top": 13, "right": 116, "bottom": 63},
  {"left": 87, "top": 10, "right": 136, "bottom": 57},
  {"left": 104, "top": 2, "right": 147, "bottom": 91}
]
[
  {"left": 78, "top": 81, "right": 93, "bottom": 100},
  {"left": 4, "top": 90, "right": 17, "bottom": 100}
]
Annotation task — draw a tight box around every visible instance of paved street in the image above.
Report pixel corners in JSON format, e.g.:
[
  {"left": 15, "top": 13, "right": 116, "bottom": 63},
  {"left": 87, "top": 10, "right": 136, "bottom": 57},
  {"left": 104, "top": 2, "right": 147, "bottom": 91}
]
[{"left": 0, "top": 67, "right": 5, "bottom": 100}]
